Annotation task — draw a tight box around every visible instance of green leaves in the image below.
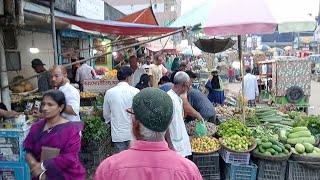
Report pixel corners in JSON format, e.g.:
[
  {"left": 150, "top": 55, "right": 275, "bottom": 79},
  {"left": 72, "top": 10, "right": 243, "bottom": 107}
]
[{"left": 82, "top": 116, "right": 108, "bottom": 143}]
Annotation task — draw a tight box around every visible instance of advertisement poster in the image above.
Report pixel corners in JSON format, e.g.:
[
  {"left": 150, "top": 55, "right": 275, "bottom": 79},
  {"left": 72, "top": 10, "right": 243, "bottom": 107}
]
[{"left": 0, "top": 137, "right": 20, "bottom": 162}]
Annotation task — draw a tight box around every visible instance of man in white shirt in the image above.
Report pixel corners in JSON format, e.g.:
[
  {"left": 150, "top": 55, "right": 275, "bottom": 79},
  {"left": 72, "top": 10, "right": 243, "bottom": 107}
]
[
  {"left": 166, "top": 71, "right": 192, "bottom": 157},
  {"left": 129, "top": 55, "right": 146, "bottom": 87},
  {"left": 75, "top": 58, "right": 97, "bottom": 91},
  {"left": 149, "top": 56, "right": 167, "bottom": 87},
  {"left": 142, "top": 56, "right": 152, "bottom": 74},
  {"left": 51, "top": 66, "right": 81, "bottom": 121},
  {"left": 244, "top": 67, "right": 259, "bottom": 107},
  {"left": 103, "top": 66, "right": 140, "bottom": 153}
]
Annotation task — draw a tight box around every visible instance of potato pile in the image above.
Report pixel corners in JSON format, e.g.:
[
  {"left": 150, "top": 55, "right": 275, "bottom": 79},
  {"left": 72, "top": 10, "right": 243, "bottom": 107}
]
[
  {"left": 186, "top": 120, "right": 217, "bottom": 136},
  {"left": 215, "top": 106, "right": 235, "bottom": 117}
]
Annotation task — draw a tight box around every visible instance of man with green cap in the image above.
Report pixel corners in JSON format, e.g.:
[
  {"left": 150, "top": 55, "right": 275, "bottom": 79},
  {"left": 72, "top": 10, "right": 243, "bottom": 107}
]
[
  {"left": 31, "top": 58, "right": 52, "bottom": 92},
  {"left": 95, "top": 88, "right": 202, "bottom": 180}
]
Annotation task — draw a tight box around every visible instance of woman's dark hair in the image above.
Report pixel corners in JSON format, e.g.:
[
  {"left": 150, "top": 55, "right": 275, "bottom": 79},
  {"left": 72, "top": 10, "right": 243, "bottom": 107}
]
[
  {"left": 135, "top": 74, "right": 150, "bottom": 90},
  {"left": 43, "top": 90, "right": 66, "bottom": 113},
  {"left": 117, "top": 66, "right": 133, "bottom": 81},
  {"left": 160, "top": 76, "right": 170, "bottom": 84}
]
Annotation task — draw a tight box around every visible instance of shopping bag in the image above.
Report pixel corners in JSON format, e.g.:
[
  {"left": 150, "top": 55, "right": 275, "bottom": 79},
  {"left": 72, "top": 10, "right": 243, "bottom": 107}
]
[{"left": 195, "top": 119, "right": 207, "bottom": 137}]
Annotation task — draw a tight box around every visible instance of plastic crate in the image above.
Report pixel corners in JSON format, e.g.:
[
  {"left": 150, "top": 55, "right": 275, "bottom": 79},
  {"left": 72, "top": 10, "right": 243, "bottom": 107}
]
[
  {"left": 255, "top": 159, "right": 287, "bottom": 180},
  {"left": 80, "top": 144, "right": 107, "bottom": 169},
  {"left": 219, "top": 148, "right": 250, "bottom": 165},
  {"left": 192, "top": 153, "right": 220, "bottom": 180},
  {"left": 287, "top": 160, "right": 320, "bottom": 180},
  {"left": 225, "top": 161, "right": 257, "bottom": 180}
]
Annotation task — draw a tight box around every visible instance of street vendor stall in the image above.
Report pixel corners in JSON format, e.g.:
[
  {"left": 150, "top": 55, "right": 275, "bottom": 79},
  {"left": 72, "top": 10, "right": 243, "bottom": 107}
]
[
  {"left": 266, "top": 57, "right": 311, "bottom": 111},
  {"left": 0, "top": 125, "right": 31, "bottom": 180}
]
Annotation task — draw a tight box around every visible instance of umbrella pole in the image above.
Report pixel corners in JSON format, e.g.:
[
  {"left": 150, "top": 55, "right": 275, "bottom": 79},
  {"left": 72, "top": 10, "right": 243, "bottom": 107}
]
[{"left": 238, "top": 35, "right": 245, "bottom": 122}]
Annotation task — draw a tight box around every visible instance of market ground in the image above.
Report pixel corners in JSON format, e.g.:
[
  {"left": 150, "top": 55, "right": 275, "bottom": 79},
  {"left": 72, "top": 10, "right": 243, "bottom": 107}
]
[{"left": 225, "top": 81, "right": 320, "bottom": 115}]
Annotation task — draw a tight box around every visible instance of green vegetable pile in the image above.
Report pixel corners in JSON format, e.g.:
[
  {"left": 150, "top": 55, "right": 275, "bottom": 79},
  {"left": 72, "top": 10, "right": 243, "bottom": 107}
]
[
  {"left": 252, "top": 125, "right": 278, "bottom": 140},
  {"left": 291, "top": 142, "right": 320, "bottom": 158},
  {"left": 82, "top": 116, "right": 108, "bottom": 143},
  {"left": 282, "top": 127, "right": 316, "bottom": 145},
  {"left": 294, "top": 115, "right": 320, "bottom": 138},
  {"left": 245, "top": 115, "right": 260, "bottom": 126},
  {"left": 222, "top": 134, "right": 252, "bottom": 151},
  {"left": 218, "top": 118, "right": 251, "bottom": 137},
  {"left": 288, "top": 111, "right": 307, "bottom": 121},
  {"left": 254, "top": 137, "right": 290, "bottom": 156}
]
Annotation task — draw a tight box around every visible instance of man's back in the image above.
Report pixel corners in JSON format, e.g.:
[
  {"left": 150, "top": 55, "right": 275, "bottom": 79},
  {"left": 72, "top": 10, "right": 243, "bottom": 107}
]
[
  {"left": 187, "top": 89, "right": 215, "bottom": 118},
  {"left": 244, "top": 73, "right": 258, "bottom": 100},
  {"left": 95, "top": 141, "right": 202, "bottom": 180},
  {"left": 76, "top": 64, "right": 95, "bottom": 83},
  {"left": 103, "top": 82, "right": 139, "bottom": 142}
]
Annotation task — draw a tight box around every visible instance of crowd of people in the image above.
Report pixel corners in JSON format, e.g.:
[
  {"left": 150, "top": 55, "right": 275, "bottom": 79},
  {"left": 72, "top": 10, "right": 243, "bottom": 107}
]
[{"left": 0, "top": 52, "right": 262, "bottom": 180}]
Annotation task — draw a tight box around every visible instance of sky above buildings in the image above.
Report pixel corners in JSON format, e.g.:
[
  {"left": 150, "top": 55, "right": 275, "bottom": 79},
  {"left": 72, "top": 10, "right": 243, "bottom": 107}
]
[{"left": 181, "top": 0, "right": 319, "bottom": 18}]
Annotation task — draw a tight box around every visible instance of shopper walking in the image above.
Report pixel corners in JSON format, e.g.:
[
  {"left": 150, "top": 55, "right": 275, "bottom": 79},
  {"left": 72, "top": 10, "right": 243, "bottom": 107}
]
[
  {"left": 103, "top": 66, "right": 140, "bottom": 153},
  {"left": 167, "top": 72, "right": 192, "bottom": 158},
  {"left": 244, "top": 67, "right": 259, "bottom": 106},
  {"left": 24, "top": 90, "right": 85, "bottom": 180}
]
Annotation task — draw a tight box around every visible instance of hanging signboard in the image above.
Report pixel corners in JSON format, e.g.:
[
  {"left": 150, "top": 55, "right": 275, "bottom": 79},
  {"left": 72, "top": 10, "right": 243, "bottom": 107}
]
[{"left": 83, "top": 79, "right": 118, "bottom": 93}]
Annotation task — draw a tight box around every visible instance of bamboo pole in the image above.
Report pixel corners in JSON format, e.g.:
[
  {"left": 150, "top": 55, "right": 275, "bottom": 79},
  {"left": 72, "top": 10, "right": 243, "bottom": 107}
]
[{"left": 238, "top": 35, "right": 245, "bottom": 122}]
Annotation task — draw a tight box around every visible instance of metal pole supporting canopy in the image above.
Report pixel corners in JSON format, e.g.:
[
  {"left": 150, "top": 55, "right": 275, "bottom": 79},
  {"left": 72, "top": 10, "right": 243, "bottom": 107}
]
[{"left": 50, "top": 0, "right": 58, "bottom": 65}]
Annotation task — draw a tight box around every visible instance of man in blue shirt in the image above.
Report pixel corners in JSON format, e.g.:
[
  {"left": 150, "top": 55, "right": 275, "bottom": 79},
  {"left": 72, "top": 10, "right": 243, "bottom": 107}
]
[{"left": 185, "top": 71, "right": 216, "bottom": 123}]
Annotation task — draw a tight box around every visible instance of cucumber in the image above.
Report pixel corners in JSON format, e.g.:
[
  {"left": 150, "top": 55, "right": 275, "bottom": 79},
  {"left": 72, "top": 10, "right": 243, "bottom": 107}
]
[
  {"left": 262, "top": 138, "right": 269, "bottom": 143},
  {"left": 259, "top": 145, "right": 266, "bottom": 153},
  {"left": 279, "top": 121, "right": 294, "bottom": 126},
  {"left": 314, "top": 147, "right": 320, "bottom": 153},
  {"left": 284, "top": 144, "right": 291, "bottom": 150},
  {"left": 290, "top": 127, "right": 309, "bottom": 133},
  {"left": 287, "top": 136, "right": 316, "bottom": 145},
  {"left": 288, "top": 131, "right": 312, "bottom": 139},
  {"left": 277, "top": 152, "right": 285, "bottom": 156},
  {"left": 279, "top": 130, "right": 288, "bottom": 142},
  {"left": 291, "top": 147, "right": 299, "bottom": 154},
  {"left": 263, "top": 151, "right": 272, "bottom": 156},
  {"left": 259, "top": 118, "right": 282, "bottom": 123},
  {"left": 306, "top": 153, "right": 320, "bottom": 158},
  {"left": 272, "top": 145, "right": 282, "bottom": 153},
  {"left": 283, "top": 149, "right": 289, "bottom": 154},
  {"left": 279, "top": 144, "right": 286, "bottom": 152},
  {"left": 262, "top": 142, "right": 273, "bottom": 149},
  {"left": 267, "top": 148, "right": 276, "bottom": 155},
  {"left": 269, "top": 138, "right": 278, "bottom": 145}
]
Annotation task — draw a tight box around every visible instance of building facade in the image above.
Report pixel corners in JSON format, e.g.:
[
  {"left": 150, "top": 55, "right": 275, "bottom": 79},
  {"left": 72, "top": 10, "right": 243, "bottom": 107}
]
[{"left": 105, "top": 0, "right": 181, "bottom": 26}]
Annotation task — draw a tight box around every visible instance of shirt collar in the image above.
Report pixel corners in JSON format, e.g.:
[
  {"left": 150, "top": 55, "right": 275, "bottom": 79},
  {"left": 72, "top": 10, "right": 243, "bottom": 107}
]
[
  {"left": 117, "top": 82, "right": 130, "bottom": 86},
  {"left": 130, "top": 140, "right": 170, "bottom": 152}
]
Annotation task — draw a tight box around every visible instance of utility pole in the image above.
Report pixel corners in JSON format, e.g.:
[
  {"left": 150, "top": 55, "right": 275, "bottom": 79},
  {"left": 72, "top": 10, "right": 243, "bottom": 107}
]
[
  {"left": 0, "top": 28, "right": 11, "bottom": 110},
  {"left": 50, "top": 0, "right": 58, "bottom": 65}
]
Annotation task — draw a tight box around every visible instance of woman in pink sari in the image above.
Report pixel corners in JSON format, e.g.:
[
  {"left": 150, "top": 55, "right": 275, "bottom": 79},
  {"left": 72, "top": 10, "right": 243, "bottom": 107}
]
[{"left": 24, "top": 90, "right": 85, "bottom": 180}]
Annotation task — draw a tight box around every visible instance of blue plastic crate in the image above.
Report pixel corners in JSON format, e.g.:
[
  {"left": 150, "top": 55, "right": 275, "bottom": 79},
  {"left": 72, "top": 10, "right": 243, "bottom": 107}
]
[
  {"left": 192, "top": 153, "right": 220, "bottom": 180},
  {"left": 219, "top": 148, "right": 250, "bottom": 165},
  {"left": 225, "top": 161, "right": 257, "bottom": 180},
  {"left": 287, "top": 160, "right": 320, "bottom": 180}
]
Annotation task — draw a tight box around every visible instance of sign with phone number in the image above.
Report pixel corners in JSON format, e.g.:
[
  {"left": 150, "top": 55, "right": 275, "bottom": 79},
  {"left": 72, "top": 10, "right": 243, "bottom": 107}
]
[{"left": 83, "top": 79, "right": 118, "bottom": 93}]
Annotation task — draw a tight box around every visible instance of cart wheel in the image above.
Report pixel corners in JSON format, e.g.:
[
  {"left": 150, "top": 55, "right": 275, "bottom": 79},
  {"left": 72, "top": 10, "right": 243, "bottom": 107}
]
[
  {"left": 286, "top": 86, "right": 304, "bottom": 103},
  {"left": 304, "top": 107, "right": 309, "bottom": 115}
]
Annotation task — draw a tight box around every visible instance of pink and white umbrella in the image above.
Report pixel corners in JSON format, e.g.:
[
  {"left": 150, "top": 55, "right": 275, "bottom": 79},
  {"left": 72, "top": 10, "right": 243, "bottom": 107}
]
[
  {"left": 203, "top": 0, "right": 316, "bottom": 36},
  {"left": 203, "top": 0, "right": 277, "bottom": 36}
]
